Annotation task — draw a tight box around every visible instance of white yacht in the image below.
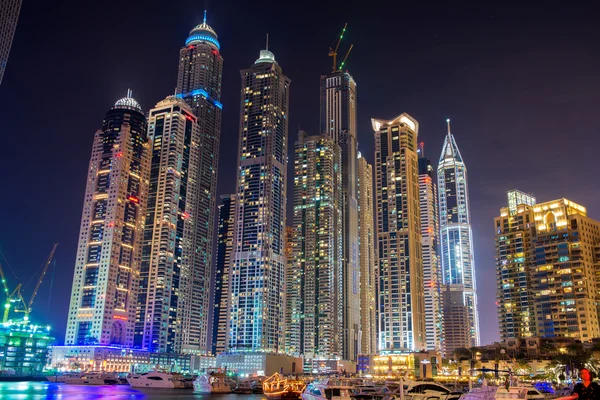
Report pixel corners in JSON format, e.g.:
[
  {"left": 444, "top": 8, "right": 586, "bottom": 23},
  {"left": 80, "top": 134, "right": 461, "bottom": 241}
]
[
  {"left": 127, "top": 371, "right": 186, "bottom": 389},
  {"left": 193, "top": 371, "right": 232, "bottom": 394},
  {"left": 464, "top": 385, "right": 546, "bottom": 400},
  {"left": 302, "top": 378, "right": 353, "bottom": 400}
]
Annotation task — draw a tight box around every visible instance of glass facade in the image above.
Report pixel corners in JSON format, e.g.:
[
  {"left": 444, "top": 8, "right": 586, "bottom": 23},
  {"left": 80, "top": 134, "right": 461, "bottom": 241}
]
[
  {"left": 228, "top": 50, "right": 290, "bottom": 353},
  {"left": 437, "top": 123, "right": 479, "bottom": 352}
]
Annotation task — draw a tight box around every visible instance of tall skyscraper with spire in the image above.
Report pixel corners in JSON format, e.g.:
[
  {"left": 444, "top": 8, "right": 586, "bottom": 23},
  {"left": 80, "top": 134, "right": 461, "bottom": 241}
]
[
  {"left": 135, "top": 96, "right": 201, "bottom": 353},
  {"left": 288, "top": 131, "right": 343, "bottom": 361},
  {"left": 65, "top": 91, "right": 150, "bottom": 347},
  {"left": 228, "top": 45, "right": 290, "bottom": 353},
  {"left": 418, "top": 144, "right": 444, "bottom": 353},
  {"left": 437, "top": 120, "right": 479, "bottom": 352},
  {"left": 320, "top": 41, "right": 360, "bottom": 362},
  {"left": 174, "top": 12, "right": 223, "bottom": 353},
  {"left": 373, "top": 113, "right": 426, "bottom": 352},
  {"left": 0, "top": 0, "right": 22, "bottom": 85}
]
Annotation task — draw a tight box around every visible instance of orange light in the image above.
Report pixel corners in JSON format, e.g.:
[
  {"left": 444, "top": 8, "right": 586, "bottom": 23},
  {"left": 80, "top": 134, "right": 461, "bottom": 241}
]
[
  {"left": 128, "top": 196, "right": 139, "bottom": 204},
  {"left": 113, "top": 315, "right": 128, "bottom": 321}
]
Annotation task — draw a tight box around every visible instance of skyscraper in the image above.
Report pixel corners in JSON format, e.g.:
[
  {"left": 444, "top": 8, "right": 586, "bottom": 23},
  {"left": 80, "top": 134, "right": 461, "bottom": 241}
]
[
  {"left": 65, "top": 91, "right": 150, "bottom": 347},
  {"left": 175, "top": 13, "right": 223, "bottom": 353},
  {"left": 320, "top": 69, "right": 360, "bottom": 362},
  {"left": 437, "top": 120, "right": 479, "bottom": 351},
  {"left": 373, "top": 113, "right": 426, "bottom": 352},
  {"left": 212, "top": 194, "right": 236, "bottom": 355},
  {"left": 288, "top": 132, "right": 343, "bottom": 361},
  {"left": 228, "top": 47, "right": 290, "bottom": 353},
  {"left": 284, "top": 225, "right": 297, "bottom": 355},
  {"left": 494, "top": 190, "right": 537, "bottom": 340},
  {"left": 496, "top": 194, "right": 600, "bottom": 341},
  {"left": 357, "top": 153, "right": 376, "bottom": 356},
  {"left": 135, "top": 96, "right": 200, "bottom": 353},
  {"left": 418, "top": 145, "right": 443, "bottom": 353},
  {"left": 0, "top": 0, "right": 22, "bottom": 85}
]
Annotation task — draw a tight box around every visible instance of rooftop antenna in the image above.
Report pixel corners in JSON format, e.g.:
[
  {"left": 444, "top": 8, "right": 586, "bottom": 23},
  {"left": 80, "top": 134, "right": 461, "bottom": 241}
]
[
  {"left": 203, "top": 9, "right": 207, "bottom": 24},
  {"left": 127, "top": 88, "right": 133, "bottom": 98},
  {"left": 446, "top": 118, "right": 451, "bottom": 135},
  {"left": 266, "top": 33, "right": 269, "bottom": 51}
]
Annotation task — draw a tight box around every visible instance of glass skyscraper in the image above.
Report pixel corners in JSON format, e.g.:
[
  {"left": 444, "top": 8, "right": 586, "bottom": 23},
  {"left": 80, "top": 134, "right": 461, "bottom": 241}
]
[
  {"left": 437, "top": 120, "right": 479, "bottom": 351},
  {"left": 174, "top": 14, "right": 223, "bottom": 353},
  {"left": 135, "top": 96, "right": 201, "bottom": 353},
  {"left": 288, "top": 131, "right": 343, "bottom": 361},
  {"left": 65, "top": 92, "right": 150, "bottom": 347},
  {"left": 228, "top": 48, "right": 290, "bottom": 353},
  {"left": 320, "top": 70, "right": 360, "bottom": 361},
  {"left": 373, "top": 113, "right": 426, "bottom": 352}
]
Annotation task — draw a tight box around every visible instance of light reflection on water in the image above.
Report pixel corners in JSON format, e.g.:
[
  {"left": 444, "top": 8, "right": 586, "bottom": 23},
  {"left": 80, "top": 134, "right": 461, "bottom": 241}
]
[{"left": 0, "top": 382, "right": 267, "bottom": 400}]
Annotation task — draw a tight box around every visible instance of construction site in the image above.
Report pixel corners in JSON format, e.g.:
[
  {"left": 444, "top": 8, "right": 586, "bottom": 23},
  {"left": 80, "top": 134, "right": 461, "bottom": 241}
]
[{"left": 0, "top": 244, "right": 57, "bottom": 376}]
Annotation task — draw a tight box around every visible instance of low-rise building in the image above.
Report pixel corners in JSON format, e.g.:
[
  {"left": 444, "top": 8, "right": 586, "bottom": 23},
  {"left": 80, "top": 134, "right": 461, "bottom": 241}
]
[
  {"left": 372, "top": 351, "right": 442, "bottom": 378},
  {"left": 216, "top": 353, "right": 302, "bottom": 376},
  {"left": 0, "top": 320, "right": 54, "bottom": 376}
]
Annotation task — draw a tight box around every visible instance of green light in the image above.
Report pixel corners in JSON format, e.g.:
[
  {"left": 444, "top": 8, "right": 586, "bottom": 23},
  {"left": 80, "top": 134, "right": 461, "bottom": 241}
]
[{"left": 4, "top": 304, "right": 9, "bottom": 309}]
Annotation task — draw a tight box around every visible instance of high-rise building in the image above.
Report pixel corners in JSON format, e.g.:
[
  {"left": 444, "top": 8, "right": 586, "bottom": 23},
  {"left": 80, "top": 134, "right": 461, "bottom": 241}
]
[
  {"left": 320, "top": 69, "right": 360, "bottom": 362},
  {"left": 372, "top": 113, "right": 426, "bottom": 352},
  {"left": 135, "top": 97, "right": 201, "bottom": 353},
  {"left": 357, "top": 153, "right": 376, "bottom": 356},
  {"left": 212, "top": 194, "right": 236, "bottom": 355},
  {"left": 496, "top": 194, "right": 600, "bottom": 341},
  {"left": 437, "top": 120, "right": 479, "bottom": 352},
  {"left": 65, "top": 91, "right": 150, "bottom": 347},
  {"left": 418, "top": 144, "right": 443, "bottom": 353},
  {"left": 228, "top": 47, "right": 290, "bottom": 353},
  {"left": 284, "top": 226, "right": 297, "bottom": 355},
  {"left": 0, "top": 0, "right": 22, "bottom": 85},
  {"left": 175, "top": 13, "right": 224, "bottom": 354},
  {"left": 288, "top": 132, "right": 343, "bottom": 360},
  {"left": 495, "top": 190, "right": 537, "bottom": 340}
]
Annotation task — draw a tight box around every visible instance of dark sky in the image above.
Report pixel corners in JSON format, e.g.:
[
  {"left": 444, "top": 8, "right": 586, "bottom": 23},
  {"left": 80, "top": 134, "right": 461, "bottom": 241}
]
[{"left": 1, "top": 0, "right": 599, "bottom": 346}]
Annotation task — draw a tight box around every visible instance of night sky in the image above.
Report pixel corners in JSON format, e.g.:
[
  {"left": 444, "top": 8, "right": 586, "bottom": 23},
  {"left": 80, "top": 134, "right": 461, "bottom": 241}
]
[{"left": 1, "top": 0, "right": 599, "bottom": 346}]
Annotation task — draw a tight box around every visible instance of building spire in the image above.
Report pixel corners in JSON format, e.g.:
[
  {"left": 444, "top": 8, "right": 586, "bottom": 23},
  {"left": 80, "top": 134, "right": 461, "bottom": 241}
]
[
  {"left": 266, "top": 33, "right": 269, "bottom": 51},
  {"left": 127, "top": 88, "right": 132, "bottom": 98},
  {"left": 446, "top": 118, "right": 451, "bottom": 135},
  {"left": 203, "top": 9, "right": 207, "bottom": 24}
]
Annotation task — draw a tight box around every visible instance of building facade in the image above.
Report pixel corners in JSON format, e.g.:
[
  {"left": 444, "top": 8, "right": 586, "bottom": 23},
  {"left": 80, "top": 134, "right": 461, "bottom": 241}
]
[
  {"left": 284, "top": 226, "right": 296, "bottom": 355},
  {"left": 357, "top": 154, "right": 377, "bottom": 355},
  {"left": 288, "top": 132, "right": 343, "bottom": 361},
  {"left": 0, "top": 0, "right": 22, "bottom": 85},
  {"left": 373, "top": 113, "right": 426, "bottom": 352},
  {"left": 495, "top": 190, "right": 537, "bottom": 340},
  {"left": 496, "top": 195, "right": 600, "bottom": 341},
  {"left": 65, "top": 92, "right": 150, "bottom": 347},
  {"left": 418, "top": 145, "right": 443, "bottom": 353},
  {"left": 320, "top": 70, "right": 360, "bottom": 362},
  {"left": 228, "top": 48, "right": 290, "bottom": 353},
  {"left": 135, "top": 97, "right": 201, "bottom": 353},
  {"left": 174, "top": 14, "right": 224, "bottom": 353},
  {"left": 212, "top": 194, "right": 236, "bottom": 355},
  {"left": 437, "top": 120, "right": 479, "bottom": 351}
]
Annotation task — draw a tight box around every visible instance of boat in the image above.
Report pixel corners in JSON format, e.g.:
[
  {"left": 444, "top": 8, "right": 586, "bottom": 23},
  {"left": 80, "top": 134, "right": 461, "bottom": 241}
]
[
  {"left": 351, "top": 384, "right": 392, "bottom": 400},
  {"left": 263, "top": 373, "right": 306, "bottom": 399},
  {"left": 59, "top": 372, "right": 120, "bottom": 385},
  {"left": 463, "top": 384, "right": 546, "bottom": 400},
  {"left": 46, "top": 372, "right": 82, "bottom": 383},
  {"left": 127, "top": 371, "right": 186, "bottom": 389},
  {"left": 233, "top": 380, "right": 255, "bottom": 394},
  {"left": 403, "top": 381, "right": 462, "bottom": 400},
  {"left": 194, "top": 369, "right": 232, "bottom": 394},
  {"left": 302, "top": 378, "right": 354, "bottom": 400}
]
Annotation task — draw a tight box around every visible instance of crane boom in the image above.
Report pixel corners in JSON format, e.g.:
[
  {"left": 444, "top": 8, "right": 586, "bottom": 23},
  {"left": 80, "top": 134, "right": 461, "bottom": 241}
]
[
  {"left": 338, "top": 44, "right": 354, "bottom": 70},
  {"left": 328, "top": 23, "right": 348, "bottom": 72},
  {"left": 27, "top": 243, "right": 58, "bottom": 313}
]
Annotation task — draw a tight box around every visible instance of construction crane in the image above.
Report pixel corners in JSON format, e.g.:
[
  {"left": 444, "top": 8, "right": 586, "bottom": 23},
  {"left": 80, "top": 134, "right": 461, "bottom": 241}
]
[
  {"left": 1, "top": 243, "right": 58, "bottom": 323},
  {"left": 328, "top": 23, "right": 354, "bottom": 72}
]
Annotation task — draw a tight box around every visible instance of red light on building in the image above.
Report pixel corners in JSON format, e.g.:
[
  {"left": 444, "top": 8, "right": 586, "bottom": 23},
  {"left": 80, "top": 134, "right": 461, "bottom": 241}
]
[
  {"left": 107, "top": 222, "right": 115, "bottom": 228},
  {"left": 211, "top": 49, "right": 218, "bottom": 55},
  {"left": 113, "top": 315, "right": 128, "bottom": 321},
  {"left": 182, "top": 212, "right": 190, "bottom": 219},
  {"left": 128, "top": 196, "right": 139, "bottom": 204},
  {"left": 116, "top": 152, "right": 123, "bottom": 158}
]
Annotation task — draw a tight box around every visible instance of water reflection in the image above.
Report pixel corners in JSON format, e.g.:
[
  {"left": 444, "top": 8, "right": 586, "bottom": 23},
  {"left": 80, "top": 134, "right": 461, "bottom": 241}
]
[{"left": 0, "top": 381, "right": 267, "bottom": 399}]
